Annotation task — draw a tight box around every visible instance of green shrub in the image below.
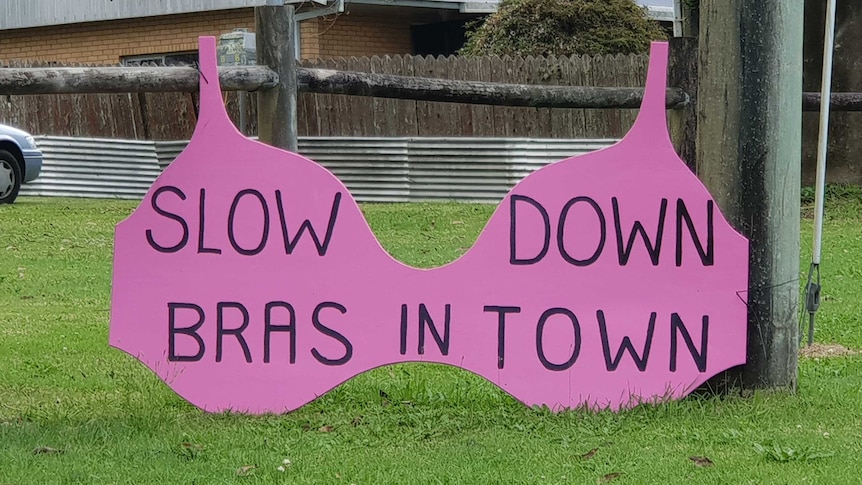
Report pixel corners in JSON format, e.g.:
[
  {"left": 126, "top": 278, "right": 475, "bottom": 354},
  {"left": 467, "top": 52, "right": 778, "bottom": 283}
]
[{"left": 460, "top": 0, "right": 668, "bottom": 57}]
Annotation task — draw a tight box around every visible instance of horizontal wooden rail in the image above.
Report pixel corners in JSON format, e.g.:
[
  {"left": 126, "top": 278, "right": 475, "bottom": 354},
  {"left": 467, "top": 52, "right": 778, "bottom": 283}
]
[
  {"left": 802, "top": 92, "right": 862, "bottom": 112},
  {"left": 0, "top": 66, "right": 279, "bottom": 94},
  {"left": 0, "top": 65, "right": 688, "bottom": 109},
  {"left": 1, "top": 65, "right": 861, "bottom": 111},
  {"left": 297, "top": 68, "right": 691, "bottom": 109}
]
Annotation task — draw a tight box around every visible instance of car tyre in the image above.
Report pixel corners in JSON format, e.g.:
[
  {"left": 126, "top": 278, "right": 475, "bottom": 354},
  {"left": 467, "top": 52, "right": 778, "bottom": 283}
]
[{"left": 0, "top": 149, "right": 22, "bottom": 204}]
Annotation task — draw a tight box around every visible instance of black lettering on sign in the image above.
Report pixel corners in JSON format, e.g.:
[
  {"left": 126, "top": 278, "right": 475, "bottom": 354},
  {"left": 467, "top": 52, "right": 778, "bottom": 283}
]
[
  {"left": 509, "top": 195, "right": 550, "bottom": 265},
  {"left": 670, "top": 313, "right": 709, "bottom": 372},
  {"left": 536, "top": 308, "right": 581, "bottom": 371},
  {"left": 147, "top": 186, "right": 189, "bottom": 253},
  {"left": 197, "top": 188, "right": 221, "bottom": 254},
  {"left": 264, "top": 301, "right": 296, "bottom": 364},
  {"left": 484, "top": 305, "right": 521, "bottom": 369},
  {"left": 676, "top": 199, "right": 714, "bottom": 267},
  {"left": 419, "top": 304, "right": 451, "bottom": 356},
  {"left": 311, "top": 302, "right": 352, "bottom": 366},
  {"left": 400, "top": 304, "right": 408, "bottom": 355},
  {"left": 400, "top": 304, "right": 452, "bottom": 357},
  {"left": 216, "top": 302, "right": 252, "bottom": 363},
  {"left": 275, "top": 191, "right": 342, "bottom": 256},
  {"left": 557, "top": 196, "right": 606, "bottom": 266},
  {"left": 227, "top": 189, "right": 270, "bottom": 256},
  {"left": 168, "top": 302, "right": 205, "bottom": 362},
  {"left": 613, "top": 197, "right": 668, "bottom": 266},
  {"left": 596, "top": 310, "right": 656, "bottom": 372}
]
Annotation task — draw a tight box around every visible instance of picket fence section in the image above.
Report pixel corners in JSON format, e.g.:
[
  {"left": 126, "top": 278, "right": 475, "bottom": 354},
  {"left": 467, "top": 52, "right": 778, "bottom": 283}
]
[{"left": 2, "top": 54, "right": 648, "bottom": 140}]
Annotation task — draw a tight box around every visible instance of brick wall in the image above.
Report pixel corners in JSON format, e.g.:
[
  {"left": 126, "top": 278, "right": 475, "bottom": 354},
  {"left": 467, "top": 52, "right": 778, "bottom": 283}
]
[
  {"left": 299, "top": 20, "right": 321, "bottom": 60},
  {"left": 0, "top": 8, "right": 414, "bottom": 64},
  {"left": 303, "top": 12, "right": 414, "bottom": 58},
  {"left": 0, "top": 9, "right": 255, "bottom": 64}
]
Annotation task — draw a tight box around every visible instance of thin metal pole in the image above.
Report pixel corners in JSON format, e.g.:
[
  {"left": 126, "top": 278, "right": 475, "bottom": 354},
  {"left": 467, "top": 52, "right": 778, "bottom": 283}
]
[
  {"left": 806, "top": 0, "right": 838, "bottom": 346},
  {"left": 812, "top": 0, "right": 838, "bottom": 266},
  {"left": 673, "top": 0, "right": 684, "bottom": 37}
]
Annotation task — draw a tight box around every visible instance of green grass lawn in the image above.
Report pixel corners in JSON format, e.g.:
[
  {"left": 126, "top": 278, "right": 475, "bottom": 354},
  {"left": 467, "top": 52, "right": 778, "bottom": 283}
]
[{"left": 1, "top": 195, "right": 861, "bottom": 484}]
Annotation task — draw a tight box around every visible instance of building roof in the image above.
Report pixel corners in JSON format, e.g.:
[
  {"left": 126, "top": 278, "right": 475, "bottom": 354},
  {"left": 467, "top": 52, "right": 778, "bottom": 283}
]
[
  {"left": 639, "top": 0, "right": 672, "bottom": 6},
  {"left": 0, "top": 0, "right": 674, "bottom": 31}
]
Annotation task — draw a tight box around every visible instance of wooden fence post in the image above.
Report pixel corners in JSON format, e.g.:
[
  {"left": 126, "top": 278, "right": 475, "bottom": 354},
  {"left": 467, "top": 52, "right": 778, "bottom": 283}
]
[
  {"left": 255, "top": 4, "right": 298, "bottom": 152},
  {"left": 668, "top": 37, "right": 698, "bottom": 173},
  {"left": 697, "top": 0, "right": 804, "bottom": 390}
]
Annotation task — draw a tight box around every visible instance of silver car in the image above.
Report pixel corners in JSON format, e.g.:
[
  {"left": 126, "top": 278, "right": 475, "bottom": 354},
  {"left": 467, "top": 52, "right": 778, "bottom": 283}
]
[{"left": 0, "top": 123, "right": 43, "bottom": 204}]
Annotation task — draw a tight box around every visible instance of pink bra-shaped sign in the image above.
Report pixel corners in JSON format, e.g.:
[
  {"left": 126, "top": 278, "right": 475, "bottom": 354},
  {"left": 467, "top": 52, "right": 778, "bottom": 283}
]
[{"left": 109, "top": 37, "right": 749, "bottom": 413}]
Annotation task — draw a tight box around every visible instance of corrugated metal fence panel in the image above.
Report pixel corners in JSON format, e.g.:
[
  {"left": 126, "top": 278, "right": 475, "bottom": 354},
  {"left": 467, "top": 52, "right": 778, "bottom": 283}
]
[
  {"left": 405, "top": 138, "right": 618, "bottom": 203},
  {"left": 20, "top": 136, "right": 161, "bottom": 199},
  {"left": 300, "top": 138, "right": 411, "bottom": 203},
  {"left": 154, "top": 140, "right": 190, "bottom": 171},
  {"left": 153, "top": 138, "right": 414, "bottom": 203},
  {"left": 21, "top": 136, "right": 617, "bottom": 202}
]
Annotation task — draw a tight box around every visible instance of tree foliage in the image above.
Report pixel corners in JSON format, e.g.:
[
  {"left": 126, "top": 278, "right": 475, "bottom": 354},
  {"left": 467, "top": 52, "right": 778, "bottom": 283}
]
[{"left": 460, "top": 0, "right": 668, "bottom": 57}]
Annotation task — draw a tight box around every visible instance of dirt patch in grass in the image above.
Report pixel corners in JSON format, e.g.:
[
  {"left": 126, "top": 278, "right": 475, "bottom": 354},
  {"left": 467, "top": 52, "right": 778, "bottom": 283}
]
[{"left": 799, "top": 343, "right": 859, "bottom": 358}]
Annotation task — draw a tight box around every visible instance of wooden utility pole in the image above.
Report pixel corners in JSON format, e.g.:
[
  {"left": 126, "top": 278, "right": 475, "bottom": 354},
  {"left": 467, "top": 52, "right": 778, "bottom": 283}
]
[
  {"left": 255, "top": 4, "right": 298, "bottom": 152},
  {"left": 697, "top": 0, "right": 804, "bottom": 389}
]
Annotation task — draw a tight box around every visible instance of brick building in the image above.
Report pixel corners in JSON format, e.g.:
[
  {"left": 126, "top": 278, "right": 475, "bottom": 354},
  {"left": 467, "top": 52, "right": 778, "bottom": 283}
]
[
  {"left": 0, "top": 0, "right": 498, "bottom": 65},
  {"left": 0, "top": 0, "right": 672, "bottom": 65}
]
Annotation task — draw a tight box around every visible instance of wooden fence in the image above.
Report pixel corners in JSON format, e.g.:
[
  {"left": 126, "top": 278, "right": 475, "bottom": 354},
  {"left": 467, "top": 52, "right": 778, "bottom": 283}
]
[{"left": 0, "top": 54, "right": 648, "bottom": 140}]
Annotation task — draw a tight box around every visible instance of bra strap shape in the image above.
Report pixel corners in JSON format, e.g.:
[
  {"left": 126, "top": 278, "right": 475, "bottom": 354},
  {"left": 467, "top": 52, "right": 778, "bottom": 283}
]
[
  {"left": 192, "top": 36, "right": 238, "bottom": 137},
  {"left": 626, "top": 41, "right": 675, "bottom": 149}
]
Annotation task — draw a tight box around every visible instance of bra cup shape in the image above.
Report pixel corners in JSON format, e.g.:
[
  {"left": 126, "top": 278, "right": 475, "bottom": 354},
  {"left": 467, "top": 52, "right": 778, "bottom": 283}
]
[
  {"left": 153, "top": 37, "right": 390, "bottom": 265},
  {"left": 465, "top": 42, "right": 721, "bottom": 264}
]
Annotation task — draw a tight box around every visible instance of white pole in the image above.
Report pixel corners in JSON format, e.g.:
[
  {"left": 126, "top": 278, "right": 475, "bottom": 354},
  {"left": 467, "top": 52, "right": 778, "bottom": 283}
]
[
  {"left": 812, "top": 0, "right": 838, "bottom": 265},
  {"left": 673, "top": 0, "right": 684, "bottom": 37}
]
